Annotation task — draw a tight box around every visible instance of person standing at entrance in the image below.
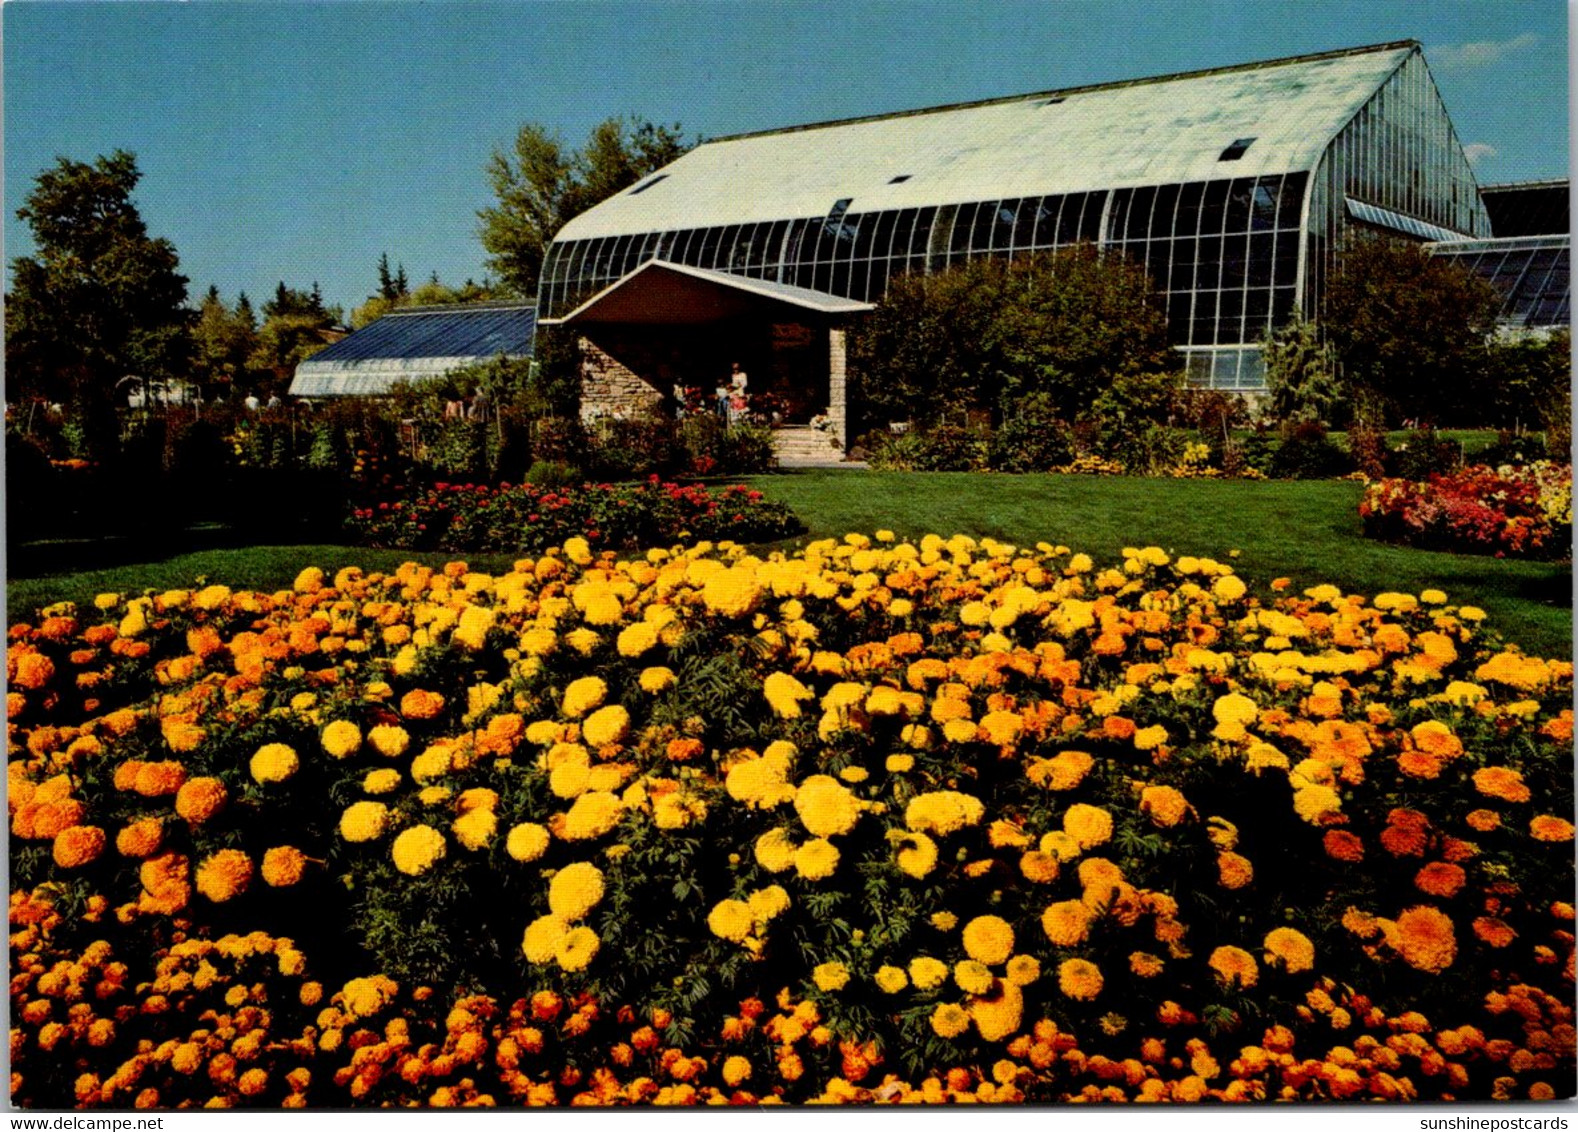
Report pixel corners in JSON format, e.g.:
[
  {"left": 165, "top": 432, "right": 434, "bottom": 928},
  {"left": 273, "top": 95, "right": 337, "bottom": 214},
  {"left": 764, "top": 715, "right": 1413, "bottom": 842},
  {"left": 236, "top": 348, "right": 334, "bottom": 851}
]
[{"left": 729, "top": 361, "right": 748, "bottom": 398}]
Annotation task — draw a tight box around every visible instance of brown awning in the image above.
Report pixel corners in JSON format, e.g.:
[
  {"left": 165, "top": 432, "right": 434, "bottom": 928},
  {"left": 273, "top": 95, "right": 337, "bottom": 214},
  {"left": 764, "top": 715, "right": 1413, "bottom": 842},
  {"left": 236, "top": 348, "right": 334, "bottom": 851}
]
[{"left": 538, "top": 260, "right": 873, "bottom": 326}]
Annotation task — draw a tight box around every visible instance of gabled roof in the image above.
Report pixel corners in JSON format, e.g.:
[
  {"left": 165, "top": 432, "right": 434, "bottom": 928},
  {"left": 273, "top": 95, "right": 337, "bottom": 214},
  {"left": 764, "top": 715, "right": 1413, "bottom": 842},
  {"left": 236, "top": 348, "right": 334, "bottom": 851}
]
[
  {"left": 540, "top": 260, "right": 872, "bottom": 326},
  {"left": 290, "top": 303, "right": 534, "bottom": 397},
  {"left": 558, "top": 41, "right": 1419, "bottom": 240}
]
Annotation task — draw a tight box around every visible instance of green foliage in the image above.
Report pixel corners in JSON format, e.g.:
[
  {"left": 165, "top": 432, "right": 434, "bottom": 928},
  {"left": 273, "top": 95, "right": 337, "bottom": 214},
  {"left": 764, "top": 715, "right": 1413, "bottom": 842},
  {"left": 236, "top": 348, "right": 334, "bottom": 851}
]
[
  {"left": 1085, "top": 371, "right": 1186, "bottom": 473},
  {"left": 1262, "top": 316, "right": 1342, "bottom": 424},
  {"left": 479, "top": 117, "right": 690, "bottom": 298},
  {"left": 985, "top": 394, "right": 1073, "bottom": 472},
  {"left": 7, "top": 150, "right": 190, "bottom": 455},
  {"left": 189, "top": 285, "right": 261, "bottom": 396},
  {"left": 867, "top": 423, "right": 990, "bottom": 472},
  {"left": 1320, "top": 238, "right": 1503, "bottom": 425},
  {"left": 849, "top": 245, "right": 1175, "bottom": 428},
  {"left": 1485, "top": 328, "right": 1572, "bottom": 434},
  {"left": 1268, "top": 422, "right": 1355, "bottom": 480}
]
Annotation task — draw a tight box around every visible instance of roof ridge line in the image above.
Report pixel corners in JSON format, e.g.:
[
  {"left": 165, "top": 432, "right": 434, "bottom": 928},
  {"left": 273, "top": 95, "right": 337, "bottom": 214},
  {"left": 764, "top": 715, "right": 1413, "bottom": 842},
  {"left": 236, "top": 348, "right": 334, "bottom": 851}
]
[
  {"left": 704, "top": 40, "right": 1421, "bottom": 145},
  {"left": 388, "top": 300, "right": 535, "bottom": 315}
]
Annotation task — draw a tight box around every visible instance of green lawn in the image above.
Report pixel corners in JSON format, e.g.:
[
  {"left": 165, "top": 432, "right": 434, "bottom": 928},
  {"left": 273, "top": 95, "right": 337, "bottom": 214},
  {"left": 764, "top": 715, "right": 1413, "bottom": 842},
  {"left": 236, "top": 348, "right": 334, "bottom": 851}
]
[{"left": 8, "top": 471, "right": 1571, "bottom": 658}]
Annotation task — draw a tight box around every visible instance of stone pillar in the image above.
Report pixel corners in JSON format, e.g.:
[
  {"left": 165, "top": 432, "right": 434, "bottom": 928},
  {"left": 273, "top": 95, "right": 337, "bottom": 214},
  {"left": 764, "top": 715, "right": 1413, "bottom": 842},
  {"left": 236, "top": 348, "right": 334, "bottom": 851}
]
[{"left": 828, "top": 326, "right": 848, "bottom": 452}]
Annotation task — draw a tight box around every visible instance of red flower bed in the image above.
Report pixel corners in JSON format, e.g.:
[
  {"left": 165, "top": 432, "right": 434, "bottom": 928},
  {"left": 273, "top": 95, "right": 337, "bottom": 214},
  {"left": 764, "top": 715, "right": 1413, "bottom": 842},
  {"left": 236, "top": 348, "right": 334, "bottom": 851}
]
[
  {"left": 1359, "top": 463, "right": 1572, "bottom": 559},
  {"left": 349, "top": 476, "right": 801, "bottom": 552}
]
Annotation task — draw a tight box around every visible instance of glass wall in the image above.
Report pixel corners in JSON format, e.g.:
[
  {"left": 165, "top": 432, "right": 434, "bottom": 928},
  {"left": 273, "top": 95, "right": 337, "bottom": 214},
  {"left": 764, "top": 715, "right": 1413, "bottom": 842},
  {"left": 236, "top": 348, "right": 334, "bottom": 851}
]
[
  {"left": 1305, "top": 50, "right": 1491, "bottom": 315},
  {"left": 1427, "top": 236, "right": 1571, "bottom": 330}
]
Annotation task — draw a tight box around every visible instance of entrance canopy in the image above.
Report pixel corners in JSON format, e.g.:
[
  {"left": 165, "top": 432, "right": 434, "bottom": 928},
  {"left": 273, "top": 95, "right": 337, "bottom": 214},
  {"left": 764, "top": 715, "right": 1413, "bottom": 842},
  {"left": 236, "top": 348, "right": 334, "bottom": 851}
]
[{"left": 539, "top": 259, "right": 873, "bottom": 326}]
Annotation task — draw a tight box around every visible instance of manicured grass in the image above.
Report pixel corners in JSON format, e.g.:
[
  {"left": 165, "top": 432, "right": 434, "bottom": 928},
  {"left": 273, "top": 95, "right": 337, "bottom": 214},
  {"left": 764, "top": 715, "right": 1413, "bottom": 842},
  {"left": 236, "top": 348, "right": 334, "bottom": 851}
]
[{"left": 8, "top": 471, "right": 1571, "bottom": 658}]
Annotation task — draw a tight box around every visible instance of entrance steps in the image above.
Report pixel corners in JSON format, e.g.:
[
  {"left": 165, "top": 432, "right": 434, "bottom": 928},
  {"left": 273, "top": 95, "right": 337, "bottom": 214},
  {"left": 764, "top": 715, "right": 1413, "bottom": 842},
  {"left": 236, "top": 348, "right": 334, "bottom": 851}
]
[{"left": 772, "top": 426, "right": 851, "bottom": 468}]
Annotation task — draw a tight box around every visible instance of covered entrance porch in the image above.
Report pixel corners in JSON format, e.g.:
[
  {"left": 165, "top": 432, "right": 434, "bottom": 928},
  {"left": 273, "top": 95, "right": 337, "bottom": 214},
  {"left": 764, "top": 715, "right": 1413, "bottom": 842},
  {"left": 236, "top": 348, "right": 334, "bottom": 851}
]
[{"left": 539, "top": 260, "right": 870, "bottom": 453}]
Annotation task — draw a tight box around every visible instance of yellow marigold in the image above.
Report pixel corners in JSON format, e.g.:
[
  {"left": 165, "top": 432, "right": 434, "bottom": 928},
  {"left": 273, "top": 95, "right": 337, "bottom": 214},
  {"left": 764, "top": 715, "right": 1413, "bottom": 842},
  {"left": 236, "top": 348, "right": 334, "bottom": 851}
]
[
  {"left": 195, "top": 849, "right": 253, "bottom": 902},
  {"left": 1292, "top": 784, "right": 1341, "bottom": 824},
  {"left": 905, "top": 790, "right": 985, "bottom": 836},
  {"left": 582, "top": 705, "right": 630, "bottom": 748},
  {"left": 885, "top": 753, "right": 914, "bottom": 773},
  {"left": 1042, "top": 900, "right": 1091, "bottom": 947},
  {"left": 813, "top": 961, "right": 850, "bottom": 992},
  {"left": 931, "top": 911, "right": 958, "bottom": 931},
  {"left": 1208, "top": 945, "right": 1259, "bottom": 989},
  {"left": 1133, "top": 725, "right": 1168, "bottom": 751},
  {"left": 962, "top": 915, "right": 1015, "bottom": 966},
  {"left": 561, "top": 676, "right": 607, "bottom": 719},
  {"left": 764, "top": 672, "right": 814, "bottom": 718},
  {"left": 1391, "top": 905, "right": 1457, "bottom": 973},
  {"left": 979, "top": 709, "right": 1023, "bottom": 746},
  {"left": 174, "top": 777, "right": 228, "bottom": 824},
  {"left": 1005, "top": 954, "right": 1041, "bottom": 986},
  {"left": 340, "top": 974, "right": 397, "bottom": 1020},
  {"left": 261, "top": 846, "right": 307, "bottom": 887},
  {"left": 548, "top": 861, "right": 605, "bottom": 921},
  {"left": 701, "top": 567, "right": 762, "bottom": 618},
  {"left": 52, "top": 825, "right": 106, "bottom": 869},
  {"left": 1139, "top": 785, "right": 1189, "bottom": 828},
  {"left": 561, "top": 791, "right": 623, "bottom": 840},
  {"left": 722, "top": 1055, "right": 752, "bottom": 1088},
  {"left": 453, "top": 807, "right": 497, "bottom": 851},
  {"left": 909, "top": 957, "right": 949, "bottom": 991},
  {"left": 615, "top": 621, "right": 656, "bottom": 658},
  {"left": 895, "top": 831, "right": 938, "bottom": 878},
  {"left": 1057, "top": 958, "right": 1103, "bottom": 1001},
  {"left": 639, "top": 666, "right": 676, "bottom": 694},
  {"left": 363, "top": 768, "right": 401, "bottom": 795},
  {"left": 709, "top": 899, "right": 755, "bottom": 944},
  {"left": 1130, "top": 952, "right": 1164, "bottom": 977},
  {"left": 250, "top": 743, "right": 299, "bottom": 785},
  {"left": 340, "top": 801, "right": 390, "bottom": 843},
  {"left": 794, "top": 838, "right": 840, "bottom": 881},
  {"left": 794, "top": 775, "right": 861, "bottom": 839},
  {"left": 321, "top": 720, "right": 362, "bottom": 759},
  {"left": 970, "top": 980, "right": 1024, "bottom": 1043},
  {"left": 1531, "top": 815, "right": 1575, "bottom": 842},
  {"left": 1263, "top": 927, "right": 1315, "bottom": 973},
  {"left": 523, "top": 914, "right": 569, "bottom": 964},
  {"left": 368, "top": 724, "right": 410, "bottom": 758},
  {"left": 391, "top": 825, "right": 446, "bottom": 876},
  {"left": 418, "top": 785, "right": 451, "bottom": 806},
  {"left": 1063, "top": 803, "right": 1113, "bottom": 849},
  {"left": 555, "top": 925, "right": 600, "bottom": 972},
  {"left": 506, "top": 823, "right": 551, "bottom": 862},
  {"left": 954, "top": 960, "right": 993, "bottom": 995},
  {"left": 931, "top": 1003, "right": 971, "bottom": 1039},
  {"left": 754, "top": 829, "right": 798, "bottom": 873},
  {"left": 748, "top": 884, "right": 790, "bottom": 922},
  {"left": 1212, "top": 693, "right": 1258, "bottom": 727},
  {"left": 875, "top": 965, "right": 909, "bottom": 993}
]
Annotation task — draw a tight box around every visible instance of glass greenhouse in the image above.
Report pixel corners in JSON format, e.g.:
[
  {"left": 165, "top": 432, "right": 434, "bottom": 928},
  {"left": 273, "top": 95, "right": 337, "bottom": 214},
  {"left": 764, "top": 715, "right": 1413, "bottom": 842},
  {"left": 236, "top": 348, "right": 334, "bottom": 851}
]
[{"left": 538, "top": 41, "right": 1495, "bottom": 436}]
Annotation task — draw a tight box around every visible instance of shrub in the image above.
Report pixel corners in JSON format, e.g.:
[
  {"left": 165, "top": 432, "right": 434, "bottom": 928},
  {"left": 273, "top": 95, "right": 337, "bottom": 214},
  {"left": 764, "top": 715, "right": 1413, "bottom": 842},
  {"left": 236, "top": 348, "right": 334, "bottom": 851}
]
[
  {"left": 868, "top": 422, "right": 989, "bottom": 471},
  {"left": 986, "top": 395, "right": 1073, "bottom": 472},
  {"left": 1387, "top": 427, "right": 1461, "bottom": 481},
  {"left": 1269, "top": 422, "right": 1354, "bottom": 480},
  {"left": 524, "top": 459, "right": 582, "bottom": 489},
  {"left": 1344, "top": 420, "right": 1391, "bottom": 480}
]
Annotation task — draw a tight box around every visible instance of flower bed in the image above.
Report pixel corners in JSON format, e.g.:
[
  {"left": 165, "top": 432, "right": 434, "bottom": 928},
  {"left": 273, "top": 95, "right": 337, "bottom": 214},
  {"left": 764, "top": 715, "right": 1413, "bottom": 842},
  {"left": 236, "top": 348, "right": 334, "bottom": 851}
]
[
  {"left": 8, "top": 535, "right": 1575, "bottom": 1107},
  {"left": 348, "top": 477, "right": 802, "bottom": 553},
  {"left": 1359, "top": 463, "right": 1572, "bottom": 559}
]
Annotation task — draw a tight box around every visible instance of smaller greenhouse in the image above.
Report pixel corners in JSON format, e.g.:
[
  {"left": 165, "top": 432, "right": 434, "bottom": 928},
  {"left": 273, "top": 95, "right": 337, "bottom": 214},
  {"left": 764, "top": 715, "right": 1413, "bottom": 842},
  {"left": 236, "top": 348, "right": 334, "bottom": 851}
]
[{"left": 289, "top": 303, "right": 535, "bottom": 397}]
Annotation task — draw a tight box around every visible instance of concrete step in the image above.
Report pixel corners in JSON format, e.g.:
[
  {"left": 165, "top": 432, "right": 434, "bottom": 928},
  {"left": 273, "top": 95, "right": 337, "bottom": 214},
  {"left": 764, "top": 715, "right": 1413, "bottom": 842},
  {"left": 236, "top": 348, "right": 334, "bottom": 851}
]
[{"left": 772, "top": 427, "right": 854, "bottom": 469}]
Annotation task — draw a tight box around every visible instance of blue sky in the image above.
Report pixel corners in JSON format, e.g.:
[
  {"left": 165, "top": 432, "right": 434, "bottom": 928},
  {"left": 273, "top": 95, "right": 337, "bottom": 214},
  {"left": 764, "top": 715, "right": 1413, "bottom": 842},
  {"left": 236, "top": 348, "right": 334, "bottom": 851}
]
[{"left": 5, "top": 0, "right": 1569, "bottom": 317}]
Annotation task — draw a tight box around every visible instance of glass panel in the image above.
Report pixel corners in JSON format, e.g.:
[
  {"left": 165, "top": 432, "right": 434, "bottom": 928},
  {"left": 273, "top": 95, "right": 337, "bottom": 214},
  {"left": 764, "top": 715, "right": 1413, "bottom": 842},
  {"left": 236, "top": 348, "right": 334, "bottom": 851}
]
[
  {"left": 853, "top": 213, "right": 881, "bottom": 261},
  {"left": 1220, "top": 233, "right": 1249, "bottom": 289},
  {"left": 951, "top": 202, "right": 980, "bottom": 257},
  {"left": 1078, "top": 192, "right": 1105, "bottom": 242},
  {"left": 867, "top": 258, "right": 893, "bottom": 301},
  {"left": 1175, "top": 182, "right": 1205, "bottom": 235},
  {"left": 1246, "top": 234, "right": 1275, "bottom": 287},
  {"left": 1123, "top": 186, "right": 1157, "bottom": 241},
  {"left": 1168, "top": 239, "right": 1197, "bottom": 290},
  {"left": 871, "top": 211, "right": 899, "bottom": 261},
  {"left": 911, "top": 207, "right": 938, "bottom": 258},
  {"left": 1250, "top": 182, "right": 1279, "bottom": 231},
  {"left": 1200, "top": 181, "right": 1230, "bottom": 235}
]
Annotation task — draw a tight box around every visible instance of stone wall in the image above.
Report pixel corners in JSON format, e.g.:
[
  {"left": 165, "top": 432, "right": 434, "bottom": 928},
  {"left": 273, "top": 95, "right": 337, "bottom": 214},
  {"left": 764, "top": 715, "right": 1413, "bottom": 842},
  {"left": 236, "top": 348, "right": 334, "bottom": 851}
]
[{"left": 577, "top": 335, "right": 666, "bottom": 422}]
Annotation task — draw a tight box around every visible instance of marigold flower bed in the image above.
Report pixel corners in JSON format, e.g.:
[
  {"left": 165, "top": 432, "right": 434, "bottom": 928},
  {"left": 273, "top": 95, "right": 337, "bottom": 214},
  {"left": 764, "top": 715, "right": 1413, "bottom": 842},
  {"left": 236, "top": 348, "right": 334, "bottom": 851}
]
[
  {"left": 348, "top": 477, "right": 802, "bottom": 553},
  {"left": 1359, "top": 463, "right": 1572, "bottom": 559},
  {"left": 7, "top": 533, "right": 1575, "bottom": 1107}
]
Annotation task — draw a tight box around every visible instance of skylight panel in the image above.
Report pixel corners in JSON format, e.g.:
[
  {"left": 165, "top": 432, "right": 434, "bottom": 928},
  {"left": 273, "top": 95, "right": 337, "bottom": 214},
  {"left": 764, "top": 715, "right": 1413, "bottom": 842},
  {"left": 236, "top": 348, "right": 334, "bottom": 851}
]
[
  {"left": 629, "top": 174, "right": 669, "bottom": 195},
  {"left": 1218, "top": 137, "right": 1257, "bottom": 161}
]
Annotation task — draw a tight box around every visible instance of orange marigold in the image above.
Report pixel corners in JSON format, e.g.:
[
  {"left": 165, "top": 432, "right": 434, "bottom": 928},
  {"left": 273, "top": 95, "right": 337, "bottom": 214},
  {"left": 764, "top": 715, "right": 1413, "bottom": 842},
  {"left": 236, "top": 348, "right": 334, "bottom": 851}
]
[
  {"left": 1139, "top": 785, "right": 1189, "bottom": 828},
  {"left": 1216, "top": 851, "right": 1254, "bottom": 890},
  {"left": 174, "top": 777, "right": 228, "bottom": 824},
  {"left": 1262, "top": 928, "right": 1315, "bottom": 974},
  {"left": 1057, "top": 958, "right": 1103, "bottom": 1001},
  {"left": 1414, "top": 862, "right": 1466, "bottom": 899},
  {"left": 1379, "top": 824, "right": 1428, "bottom": 858},
  {"left": 262, "top": 846, "right": 307, "bottom": 887},
  {"left": 115, "top": 818, "right": 163, "bottom": 858},
  {"left": 1530, "top": 815, "right": 1575, "bottom": 842},
  {"left": 133, "top": 760, "right": 188, "bottom": 797},
  {"left": 1391, "top": 905, "right": 1457, "bottom": 974},
  {"left": 1465, "top": 809, "right": 1501, "bottom": 833},
  {"left": 400, "top": 689, "right": 446, "bottom": 720},
  {"left": 195, "top": 849, "right": 253, "bottom": 902},
  {"left": 1208, "top": 945, "right": 1259, "bottom": 989},
  {"left": 52, "top": 825, "right": 106, "bottom": 868},
  {"left": 1472, "top": 916, "right": 1517, "bottom": 948},
  {"left": 1323, "top": 830, "right": 1364, "bottom": 863},
  {"left": 1472, "top": 766, "right": 1531, "bottom": 804}
]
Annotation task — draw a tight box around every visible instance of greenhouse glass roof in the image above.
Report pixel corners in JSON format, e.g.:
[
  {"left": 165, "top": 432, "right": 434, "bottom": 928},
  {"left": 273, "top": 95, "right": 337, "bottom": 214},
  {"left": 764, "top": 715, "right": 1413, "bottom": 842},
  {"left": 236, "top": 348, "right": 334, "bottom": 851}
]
[
  {"left": 1425, "top": 235, "right": 1571, "bottom": 330},
  {"left": 290, "top": 303, "right": 535, "bottom": 397},
  {"left": 1480, "top": 180, "right": 1570, "bottom": 239},
  {"left": 558, "top": 42, "right": 1417, "bottom": 240}
]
